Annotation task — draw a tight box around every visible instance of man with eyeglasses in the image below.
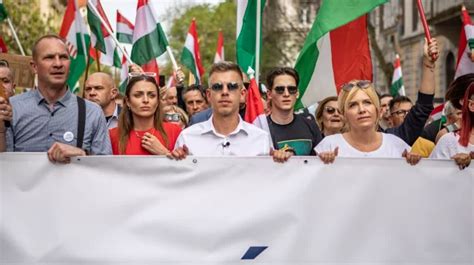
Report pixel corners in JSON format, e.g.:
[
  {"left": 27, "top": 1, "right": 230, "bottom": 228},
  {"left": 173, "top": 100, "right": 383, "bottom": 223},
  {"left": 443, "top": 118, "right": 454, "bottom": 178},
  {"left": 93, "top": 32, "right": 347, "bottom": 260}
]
[
  {"left": 265, "top": 67, "right": 322, "bottom": 155},
  {"left": 0, "top": 35, "right": 111, "bottom": 162},
  {"left": 170, "top": 61, "right": 274, "bottom": 158},
  {"left": 388, "top": 96, "right": 413, "bottom": 128},
  {"left": 0, "top": 60, "right": 15, "bottom": 99}
]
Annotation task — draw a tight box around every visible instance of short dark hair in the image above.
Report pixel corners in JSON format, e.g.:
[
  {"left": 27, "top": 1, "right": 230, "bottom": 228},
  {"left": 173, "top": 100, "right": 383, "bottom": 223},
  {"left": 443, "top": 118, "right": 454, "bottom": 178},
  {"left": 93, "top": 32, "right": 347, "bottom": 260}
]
[
  {"left": 32, "top": 34, "right": 68, "bottom": 60},
  {"left": 389, "top": 96, "right": 412, "bottom": 112},
  {"left": 266, "top": 67, "right": 299, "bottom": 89},
  {"left": 182, "top": 84, "right": 207, "bottom": 103},
  {"left": 379, "top": 94, "right": 393, "bottom": 101},
  {"left": 209, "top": 61, "right": 243, "bottom": 81}
]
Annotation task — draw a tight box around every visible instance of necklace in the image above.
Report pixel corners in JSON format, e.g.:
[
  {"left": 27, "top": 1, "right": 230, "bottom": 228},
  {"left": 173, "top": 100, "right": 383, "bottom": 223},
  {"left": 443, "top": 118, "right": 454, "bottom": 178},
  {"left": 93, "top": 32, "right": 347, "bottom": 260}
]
[{"left": 134, "top": 128, "right": 155, "bottom": 139}]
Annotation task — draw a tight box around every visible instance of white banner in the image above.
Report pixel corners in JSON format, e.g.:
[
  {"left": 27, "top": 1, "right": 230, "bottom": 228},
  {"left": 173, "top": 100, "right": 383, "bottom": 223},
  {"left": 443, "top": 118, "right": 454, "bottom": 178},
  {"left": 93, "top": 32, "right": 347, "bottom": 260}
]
[{"left": 0, "top": 153, "right": 472, "bottom": 264}]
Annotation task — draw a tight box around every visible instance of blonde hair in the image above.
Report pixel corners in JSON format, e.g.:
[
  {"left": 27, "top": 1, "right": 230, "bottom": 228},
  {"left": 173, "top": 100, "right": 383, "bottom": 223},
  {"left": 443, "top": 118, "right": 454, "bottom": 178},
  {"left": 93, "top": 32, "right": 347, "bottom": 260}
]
[
  {"left": 338, "top": 80, "right": 380, "bottom": 131},
  {"left": 315, "top": 96, "right": 338, "bottom": 131}
]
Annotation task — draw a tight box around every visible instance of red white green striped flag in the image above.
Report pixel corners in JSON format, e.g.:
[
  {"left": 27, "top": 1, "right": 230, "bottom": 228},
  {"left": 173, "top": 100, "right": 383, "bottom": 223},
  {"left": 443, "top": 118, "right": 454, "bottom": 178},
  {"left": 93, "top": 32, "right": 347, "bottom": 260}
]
[
  {"left": 131, "top": 0, "right": 168, "bottom": 66},
  {"left": 116, "top": 10, "right": 134, "bottom": 44},
  {"left": 295, "top": 0, "right": 387, "bottom": 109},
  {"left": 244, "top": 68, "right": 269, "bottom": 132},
  {"left": 455, "top": 5, "right": 474, "bottom": 79},
  {"left": 59, "top": 0, "right": 90, "bottom": 93},
  {"left": 236, "top": 0, "right": 265, "bottom": 74},
  {"left": 390, "top": 54, "right": 405, "bottom": 96},
  {"left": 87, "top": 0, "right": 121, "bottom": 67},
  {"left": 181, "top": 19, "right": 205, "bottom": 84},
  {"left": 214, "top": 30, "right": 224, "bottom": 63},
  {"left": 0, "top": 0, "right": 8, "bottom": 22},
  {"left": 119, "top": 52, "right": 129, "bottom": 94}
]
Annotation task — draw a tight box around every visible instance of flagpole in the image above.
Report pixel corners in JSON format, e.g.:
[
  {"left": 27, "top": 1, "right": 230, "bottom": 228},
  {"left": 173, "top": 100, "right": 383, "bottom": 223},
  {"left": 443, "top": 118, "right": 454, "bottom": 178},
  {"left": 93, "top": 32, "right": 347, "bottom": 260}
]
[
  {"left": 6, "top": 18, "right": 25, "bottom": 55},
  {"left": 87, "top": 2, "right": 133, "bottom": 64},
  {"left": 95, "top": 48, "right": 101, "bottom": 72},
  {"left": 255, "top": 0, "right": 261, "bottom": 86}
]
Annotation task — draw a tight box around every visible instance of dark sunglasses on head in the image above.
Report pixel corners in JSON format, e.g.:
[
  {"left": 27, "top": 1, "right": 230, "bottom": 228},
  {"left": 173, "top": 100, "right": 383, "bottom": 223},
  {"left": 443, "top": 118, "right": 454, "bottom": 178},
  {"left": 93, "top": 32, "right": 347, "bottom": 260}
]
[
  {"left": 341, "top": 80, "right": 371, "bottom": 92},
  {"left": 324, "top": 106, "right": 341, "bottom": 115},
  {"left": 273, "top": 85, "right": 298, "bottom": 95},
  {"left": 164, "top": 113, "right": 181, "bottom": 122},
  {"left": 210, "top": 82, "right": 240, "bottom": 92}
]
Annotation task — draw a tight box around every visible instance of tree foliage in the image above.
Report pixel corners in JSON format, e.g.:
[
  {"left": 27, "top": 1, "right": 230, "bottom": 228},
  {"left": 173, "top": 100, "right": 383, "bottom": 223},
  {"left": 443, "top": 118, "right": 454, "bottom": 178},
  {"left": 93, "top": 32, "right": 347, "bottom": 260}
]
[
  {"left": 166, "top": 0, "right": 236, "bottom": 84},
  {"left": 1, "top": 0, "right": 59, "bottom": 55}
]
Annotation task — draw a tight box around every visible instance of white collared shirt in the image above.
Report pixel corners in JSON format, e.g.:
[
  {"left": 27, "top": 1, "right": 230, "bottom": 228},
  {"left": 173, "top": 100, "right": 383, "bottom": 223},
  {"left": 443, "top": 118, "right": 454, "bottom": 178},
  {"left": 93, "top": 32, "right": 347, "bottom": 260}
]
[{"left": 174, "top": 116, "right": 271, "bottom": 156}]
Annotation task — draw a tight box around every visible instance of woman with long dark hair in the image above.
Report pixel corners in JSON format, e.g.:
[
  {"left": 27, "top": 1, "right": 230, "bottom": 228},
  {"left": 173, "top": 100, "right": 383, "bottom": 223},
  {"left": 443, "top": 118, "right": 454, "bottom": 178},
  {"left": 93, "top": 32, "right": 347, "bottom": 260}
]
[{"left": 109, "top": 74, "right": 181, "bottom": 155}]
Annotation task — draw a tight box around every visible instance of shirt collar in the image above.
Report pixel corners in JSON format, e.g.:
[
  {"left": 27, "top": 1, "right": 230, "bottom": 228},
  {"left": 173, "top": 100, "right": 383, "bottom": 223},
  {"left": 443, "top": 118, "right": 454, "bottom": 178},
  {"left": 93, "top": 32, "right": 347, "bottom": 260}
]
[
  {"left": 201, "top": 115, "right": 250, "bottom": 137},
  {"left": 34, "top": 87, "right": 72, "bottom": 107},
  {"left": 112, "top": 104, "right": 120, "bottom": 118}
]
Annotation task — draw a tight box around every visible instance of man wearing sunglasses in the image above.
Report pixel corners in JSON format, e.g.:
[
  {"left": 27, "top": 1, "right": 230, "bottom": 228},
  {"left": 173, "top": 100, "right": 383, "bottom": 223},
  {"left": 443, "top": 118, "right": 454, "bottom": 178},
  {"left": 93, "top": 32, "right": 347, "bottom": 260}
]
[
  {"left": 265, "top": 67, "right": 322, "bottom": 155},
  {"left": 170, "top": 61, "right": 273, "bottom": 158}
]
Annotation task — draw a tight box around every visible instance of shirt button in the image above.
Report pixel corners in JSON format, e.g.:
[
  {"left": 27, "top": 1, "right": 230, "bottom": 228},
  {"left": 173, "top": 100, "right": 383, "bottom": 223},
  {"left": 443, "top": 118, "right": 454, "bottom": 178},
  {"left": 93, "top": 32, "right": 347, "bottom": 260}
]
[
  {"left": 49, "top": 133, "right": 53, "bottom": 137},
  {"left": 51, "top": 113, "right": 54, "bottom": 117}
]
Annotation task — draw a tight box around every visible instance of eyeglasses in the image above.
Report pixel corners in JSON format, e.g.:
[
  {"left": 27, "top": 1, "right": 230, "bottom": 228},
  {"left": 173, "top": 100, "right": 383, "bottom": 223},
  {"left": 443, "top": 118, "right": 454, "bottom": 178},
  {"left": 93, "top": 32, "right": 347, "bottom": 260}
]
[
  {"left": 391, "top": 109, "right": 410, "bottom": 117},
  {"left": 341, "top": 80, "right": 371, "bottom": 91},
  {"left": 210, "top": 82, "right": 240, "bottom": 92},
  {"left": 0, "top": 59, "right": 9, "bottom": 67},
  {"left": 273, "top": 85, "right": 298, "bottom": 95},
  {"left": 324, "top": 106, "right": 341, "bottom": 115},
  {"left": 164, "top": 113, "right": 181, "bottom": 122}
]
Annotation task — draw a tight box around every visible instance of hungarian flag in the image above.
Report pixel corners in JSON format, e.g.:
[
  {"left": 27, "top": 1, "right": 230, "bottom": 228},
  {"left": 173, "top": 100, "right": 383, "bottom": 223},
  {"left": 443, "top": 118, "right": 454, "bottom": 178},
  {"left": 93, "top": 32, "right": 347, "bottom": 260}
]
[
  {"left": 116, "top": 10, "right": 134, "bottom": 44},
  {"left": 294, "top": 0, "right": 387, "bottom": 109},
  {"left": 236, "top": 0, "right": 265, "bottom": 74},
  {"left": 131, "top": 0, "right": 168, "bottom": 66},
  {"left": 59, "top": 0, "right": 90, "bottom": 93},
  {"left": 181, "top": 19, "right": 205, "bottom": 84},
  {"left": 244, "top": 68, "right": 269, "bottom": 132},
  {"left": 454, "top": 5, "right": 474, "bottom": 79},
  {"left": 119, "top": 53, "right": 129, "bottom": 94},
  {"left": 87, "top": 0, "right": 121, "bottom": 67},
  {"left": 0, "top": 0, "right": 8, "bottom": 22},
  {"left": 390, "top": 54, "right": 405, "bottom": 96},
  {"left": 0, "top": 36, "right": 7, "bottom": 53},
  {"left": 214, "top": 30, "right": 224, "bottom": 63}
]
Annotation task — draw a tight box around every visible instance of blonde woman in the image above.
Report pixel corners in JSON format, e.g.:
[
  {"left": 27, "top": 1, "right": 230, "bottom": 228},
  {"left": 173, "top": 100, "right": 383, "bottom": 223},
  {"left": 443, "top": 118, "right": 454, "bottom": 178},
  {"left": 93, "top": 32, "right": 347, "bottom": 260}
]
[
  {"left": 163, "top": 105, "right": 189, "bottom": 129},
  {"left": 314, "top": 80, "right": 420, "bottom": 165},
  {"left": 109, "top": 75, "right": 181, "bottom": 155}
]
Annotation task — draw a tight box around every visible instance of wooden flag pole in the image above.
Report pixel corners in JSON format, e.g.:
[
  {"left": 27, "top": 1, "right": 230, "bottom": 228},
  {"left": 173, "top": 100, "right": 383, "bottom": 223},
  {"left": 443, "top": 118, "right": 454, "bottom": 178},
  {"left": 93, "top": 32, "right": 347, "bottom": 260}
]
[{"left": 95, "top": 48, "right": 101, "bottom": 72}]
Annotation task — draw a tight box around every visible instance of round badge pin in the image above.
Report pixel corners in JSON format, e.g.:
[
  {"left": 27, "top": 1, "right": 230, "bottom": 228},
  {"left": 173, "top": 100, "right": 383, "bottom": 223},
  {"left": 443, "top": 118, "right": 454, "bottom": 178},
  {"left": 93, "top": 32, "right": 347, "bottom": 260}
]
[{"left": 63, "top": 131, "right": 74, "bottom": 142}]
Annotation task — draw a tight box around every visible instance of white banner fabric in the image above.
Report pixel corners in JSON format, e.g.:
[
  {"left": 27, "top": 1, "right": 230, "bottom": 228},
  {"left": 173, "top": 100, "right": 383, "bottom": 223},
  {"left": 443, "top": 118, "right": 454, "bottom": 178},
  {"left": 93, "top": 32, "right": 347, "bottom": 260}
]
[{"left": 0, "top": 153, "right": 472, "bottom": 264}]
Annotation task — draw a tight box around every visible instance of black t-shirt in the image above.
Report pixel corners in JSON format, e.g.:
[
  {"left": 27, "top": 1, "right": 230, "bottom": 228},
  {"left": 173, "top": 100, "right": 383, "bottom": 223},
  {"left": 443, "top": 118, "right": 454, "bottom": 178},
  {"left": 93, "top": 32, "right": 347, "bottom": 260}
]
[{"left": 267, "top": 113, "right": 322, "bottom": 155}]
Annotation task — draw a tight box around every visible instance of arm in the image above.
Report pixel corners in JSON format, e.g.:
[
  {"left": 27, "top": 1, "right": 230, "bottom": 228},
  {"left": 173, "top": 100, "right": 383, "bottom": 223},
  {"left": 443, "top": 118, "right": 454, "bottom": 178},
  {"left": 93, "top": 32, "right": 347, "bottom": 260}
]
[
  {"left": 385, "top": 39, "right": 439, "bottom": 145},
  {"left": 0, "top": 97, "right": 12, "bottom": 152}
]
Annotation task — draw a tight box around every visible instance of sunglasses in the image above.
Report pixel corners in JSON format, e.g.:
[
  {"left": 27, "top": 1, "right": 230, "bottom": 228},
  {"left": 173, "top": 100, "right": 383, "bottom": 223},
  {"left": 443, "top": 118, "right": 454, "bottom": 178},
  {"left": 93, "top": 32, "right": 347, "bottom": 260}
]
[
  {"left": 210, "top": 82, "right": 240, "bottom": 92},
  {"left": 128, "top": 72, "right": 157, "bottom": 82},
  {"left": 273, "top": 85, "right": 298, "bottom": 95},
  {"left": 164, "top": 113, "right": 181, "bottom": 122},
  {"left": 324, "top": 106, "right": 341, "bottom": 115},
  {"left": 341, "top": 80, "right": 371, "bottom": 91}
]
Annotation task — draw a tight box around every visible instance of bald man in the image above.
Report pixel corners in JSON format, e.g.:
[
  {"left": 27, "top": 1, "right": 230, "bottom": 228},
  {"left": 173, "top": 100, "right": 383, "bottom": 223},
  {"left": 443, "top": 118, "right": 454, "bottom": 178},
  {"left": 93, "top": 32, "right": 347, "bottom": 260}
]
[{"left": 84, "top": 72, "right": 120, "bottom": 129}]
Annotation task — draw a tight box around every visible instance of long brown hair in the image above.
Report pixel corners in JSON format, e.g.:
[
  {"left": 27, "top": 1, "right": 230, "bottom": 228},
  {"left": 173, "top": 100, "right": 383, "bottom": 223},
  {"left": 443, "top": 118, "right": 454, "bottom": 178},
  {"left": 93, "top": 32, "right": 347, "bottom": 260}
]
[
  {"left": 117, "top": 75, "right": 168, "bottom": 154},
  {"left": 459, "top": 83, "right": 474, "bottom": 147}
]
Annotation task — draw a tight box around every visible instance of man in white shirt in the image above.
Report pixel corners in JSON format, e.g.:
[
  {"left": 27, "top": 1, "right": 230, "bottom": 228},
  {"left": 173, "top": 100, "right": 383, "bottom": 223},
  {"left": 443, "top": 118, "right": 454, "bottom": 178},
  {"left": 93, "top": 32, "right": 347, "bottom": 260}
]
[{"left": 170, "top": 61, "right": 289, "bottom": 162}]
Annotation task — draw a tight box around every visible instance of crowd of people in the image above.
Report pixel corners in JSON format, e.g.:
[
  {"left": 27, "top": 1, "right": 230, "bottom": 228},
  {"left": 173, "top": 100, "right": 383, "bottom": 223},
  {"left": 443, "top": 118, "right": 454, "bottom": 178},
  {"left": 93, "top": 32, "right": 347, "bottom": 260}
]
[{"left": 0, "top": 34, "right": 472, "bottom": 169}]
